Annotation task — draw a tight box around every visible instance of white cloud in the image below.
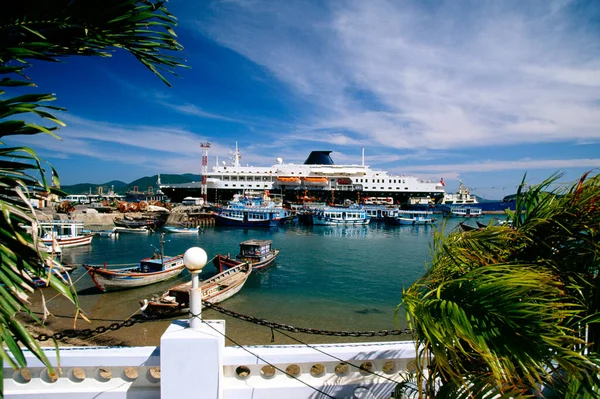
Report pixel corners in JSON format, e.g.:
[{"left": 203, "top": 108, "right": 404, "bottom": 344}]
[{"left": 193, "top": 0, "right": 600, "bottom": 151}]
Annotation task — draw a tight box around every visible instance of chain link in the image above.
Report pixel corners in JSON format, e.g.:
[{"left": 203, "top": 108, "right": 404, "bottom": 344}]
[
  {"left": 34, "top": 302, "right": 412, "bottom": 342},
  {"left": 34, "top": 316, "right": 148, "bottom": 342},
  {"left": 202, "top": 301, "right": 413, "bottom": 337}
]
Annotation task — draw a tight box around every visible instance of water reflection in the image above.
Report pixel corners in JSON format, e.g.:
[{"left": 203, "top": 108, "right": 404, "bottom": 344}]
[{"left": 311, "top": 225, "right": 369, "bottom": 237}]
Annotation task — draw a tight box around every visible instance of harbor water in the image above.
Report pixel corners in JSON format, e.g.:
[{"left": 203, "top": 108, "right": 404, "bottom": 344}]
[{"left": 33, "top": 216, "right": 500, "bottom": 346}]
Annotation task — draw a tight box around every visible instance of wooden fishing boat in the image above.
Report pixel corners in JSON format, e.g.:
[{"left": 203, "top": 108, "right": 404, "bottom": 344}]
[
  {"left": 163, "top": 225, "right": 200, "bottom": 234},
  {"left": 458, "top": 222, "right": 481, "bottom": 232},
  {"left": 139, "top": 262, "right": 252, "bottom": 316},
  {"left": 39, "top": 220, "right": 93, "bottom": 248},
  {"left": 113, "top": 226, "right": 150, "bottom": 234},
  {"left": 83, "top": 234, "right": 185, "bottom": 292},
  {"left": 29, "top": 261, "right": 77, "bottom": 288},
  {"left": 113, "top": 215, "right": 166, "bottom": 230},
  {"left": 213, "top": 239, "right": 279, "bottom": 273}
]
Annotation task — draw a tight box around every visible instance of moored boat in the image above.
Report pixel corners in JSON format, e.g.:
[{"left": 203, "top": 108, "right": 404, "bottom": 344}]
[
  {"left": 159, "top": 144, "right": 445, "bottom": 205},
  {"left": 113, "top": 215, "right": 166, "bottom": 230},
  {"left": 39, "top": 220, "right": 93, "bottom": 248},
  {"left": 139, "top": 262, "right": 252, "bottom": 316},
  {"left": 442, "top": 206, "right": 483, "bottom": 218},
  {"left": 312, "top": 207, "right": 370, "bottom": 225},
  {"left": 83, "top": 234, "right": 185, "bottom": 292},
  {"left": 385, "top": 210, "right": 435, "bottom": 225},
  {"left": 213, "top": 239, "right": 279, "bottom": 273},
  {"left": 113, "top": 226, "right": 151, "bottom": 234},
  {"left": 163, "top": 225, "right": 201, "bottom": 234}
]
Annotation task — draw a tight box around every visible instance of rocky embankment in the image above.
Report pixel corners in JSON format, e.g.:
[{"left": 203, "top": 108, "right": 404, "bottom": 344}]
[{"left": 36, "top": 204, "right": 214, "bottom": 229}]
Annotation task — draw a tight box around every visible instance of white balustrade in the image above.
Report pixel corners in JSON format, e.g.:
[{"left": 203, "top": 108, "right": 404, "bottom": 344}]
[{"left": 4, "top": 320, "right": 417, "bottom": 399}]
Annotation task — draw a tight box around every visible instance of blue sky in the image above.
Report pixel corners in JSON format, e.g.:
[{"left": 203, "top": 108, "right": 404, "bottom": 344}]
[{"left": 6, "top": 0, "right": 600, "bottom": 199}]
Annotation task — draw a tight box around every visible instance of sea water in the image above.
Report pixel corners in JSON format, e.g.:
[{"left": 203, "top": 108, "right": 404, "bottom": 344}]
[{"left": 49, "top": 216, "right": 498, "bottom": 346}]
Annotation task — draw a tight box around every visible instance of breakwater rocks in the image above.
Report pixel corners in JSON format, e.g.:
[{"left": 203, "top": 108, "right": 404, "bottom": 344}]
[{"left": 36, "top": 205, "right": 215, "bottom": 229}]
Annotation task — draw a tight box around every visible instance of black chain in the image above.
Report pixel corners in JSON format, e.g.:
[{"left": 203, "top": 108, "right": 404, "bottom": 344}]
[
  {"left": 202, "top": 301, "right": 413, "bottom": 337},
  {"left": 34, "top": 302, "right": 412, "bottom": 342},
  {"left": 34, "top": 318, "right": 145, "bottom": 342}
]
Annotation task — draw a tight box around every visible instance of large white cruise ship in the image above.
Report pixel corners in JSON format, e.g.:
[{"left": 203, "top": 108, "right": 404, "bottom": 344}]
[{"left": 160, "top": 145, "right": 446, "bottom": 205}]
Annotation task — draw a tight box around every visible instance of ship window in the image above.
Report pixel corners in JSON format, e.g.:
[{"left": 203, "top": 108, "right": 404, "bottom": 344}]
[
  {"left": 255, "top": 176, "right": 261, "bottom": 181},
  {"left": 231, "top": 176, "right": 238, "bottom": 181},
  {"left": 223, "top": 176, "right": 229, "bottom": 181},
  {"left": 405, "top": 187, "right": 408, "bottom": 190},
  {"left": 239, "top": 176, "right": 245, "bottom": 181},
  {"left": 393, "top": 180, "right": 396, "bottom": 183},
  {"left": 403, "top": 180, "right": 405, "bottom": 184},
  {"left": 233, "top": 184, "right": 237, "bottom": 187},
  {"left": 224, "top": 184, "right": 229, "bottom": 187},
  {"left": 389, "top": 187, "right": 392, "bottom": 190}
]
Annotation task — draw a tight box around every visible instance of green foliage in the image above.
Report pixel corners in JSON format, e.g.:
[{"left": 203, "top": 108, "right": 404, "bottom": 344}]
[
  {"left": 60, "top": 174, "right": 201, "bottom": 195},
  {"left": 397, "top": 172, "right": 600, "bottom": 398},
  {"left": 0, "top": 0, "right": 185, "bottom": 375}
]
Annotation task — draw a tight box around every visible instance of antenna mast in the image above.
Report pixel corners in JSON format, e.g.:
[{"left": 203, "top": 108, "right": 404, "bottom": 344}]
[{"left": 200, "top": 142, "right": 211, "bottom": 203}]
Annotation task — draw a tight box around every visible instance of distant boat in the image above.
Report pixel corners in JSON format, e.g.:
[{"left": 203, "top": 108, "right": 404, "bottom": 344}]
[
  {"left": 113, "top": 226, "right": 151, "bottom": 234},
  {"left": 312, "top": 207, "right": 370, "bottom": 225},
  {"left": 139, "top": 262, "right": 252, "bottom": 316},
  {"left": 113, "top": 215, "right": 166, "bottom": 230},
  {"left": 361, "top": 205, "right": 398, "bottom": 222},
  {"left": 458, "top": 222, "right": 481, "bottom": 232},
  {"left": 39, "top": 220, "right": 93, "bottom": 248},
  {"left": 441, "top": 206, "right": 483, "bottom": 218},
  {"left": 213, "top": 239, "right": 279, "bottom": 273},
  {"left": 163, "top": 225, "right": 201, "bottom": 234},
  {"left": 385, "top": 210, "right": 435, "bottom": 225},
  {"left": 83, "top": 234, "right": 185, "bottom": 292},
  {"left": 212, "top": 194, "right": 290, "bottom": 228}
]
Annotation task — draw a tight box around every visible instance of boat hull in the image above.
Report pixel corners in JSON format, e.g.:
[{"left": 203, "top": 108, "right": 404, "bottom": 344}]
[
  {"left": 84, "top": 263, "right": 185, "bottom": 292},
  {"left": 213, "top": 214, "right": 278, "bottom": 228},
  {"left": 42, "top": 234, "right": 93, "bottom": 248},
  {"left": 140, "top": 264, "right": 252, "bottom": 316},
  {"left": 213, "top": 250, "right": 279, "bottom": 273}
]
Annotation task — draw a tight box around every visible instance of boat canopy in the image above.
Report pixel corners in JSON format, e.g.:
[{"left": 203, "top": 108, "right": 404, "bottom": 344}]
[{"left": 303, "top": 151, "right": 334, "bottom": 165}]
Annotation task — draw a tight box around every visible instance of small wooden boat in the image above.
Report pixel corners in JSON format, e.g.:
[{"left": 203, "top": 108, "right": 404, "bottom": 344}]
[
  {"left": 213, "top": 239, "right": 279, "bottom": 273},
  {"left": 476, "top": 221, "right": 488, "bottom": 229},
  {"left": 163, "top": 225, "right": 200, "bottom": 234},
  {"left": 39, "top": 220, "right": 93, "bottom": 248},
  {"left": 458, "top": 222, "right": 481, "bottom": 232},
  {"left": 139, "top": 262, "right": 252, "bottom": 316},
  {"left": 83, "top": 234, "right": 185, "bottom": 292},
  {"left": 113, "top": 215, "right": 166, "bottom": 230},
  {"left": 113, "top": 226, "right": 150, "bottom": 234},
  {"left": 29, "top": 261, "right": 77, "bottom": 288}
]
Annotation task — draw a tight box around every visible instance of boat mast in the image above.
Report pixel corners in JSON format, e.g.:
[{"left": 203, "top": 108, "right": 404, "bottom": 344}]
[{"left": 362, "top": 148, "right": 365, "bottom": 166}]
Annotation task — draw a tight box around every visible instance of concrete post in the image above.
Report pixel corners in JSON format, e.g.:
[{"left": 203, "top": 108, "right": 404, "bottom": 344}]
[{"left": 160, "top": 320, "right": 225, "bottom": 399}]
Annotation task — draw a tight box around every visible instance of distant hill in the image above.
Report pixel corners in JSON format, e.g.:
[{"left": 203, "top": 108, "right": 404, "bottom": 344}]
[{"left": 61, "top": 173, "right": 200, "bottom": 195}]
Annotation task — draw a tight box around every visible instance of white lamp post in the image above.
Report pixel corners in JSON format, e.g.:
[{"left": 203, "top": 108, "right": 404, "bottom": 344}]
[{"left": 183, "top": 247, "right": 208, "bottom": 330}]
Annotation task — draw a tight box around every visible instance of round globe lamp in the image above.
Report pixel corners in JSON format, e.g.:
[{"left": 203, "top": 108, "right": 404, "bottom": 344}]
[{"left": 184, "top": 247, "right": 207, "bottom": 329}]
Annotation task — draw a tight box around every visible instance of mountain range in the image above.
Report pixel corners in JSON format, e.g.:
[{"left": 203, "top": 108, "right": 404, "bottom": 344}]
[{"left": 60, "top": 174, "right": 200, "bottom": 195}]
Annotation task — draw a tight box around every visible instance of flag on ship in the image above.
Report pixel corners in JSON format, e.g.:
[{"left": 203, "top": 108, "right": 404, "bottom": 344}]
[{"left": 440, "top": 178, "right": 445, "bottom": 186}]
